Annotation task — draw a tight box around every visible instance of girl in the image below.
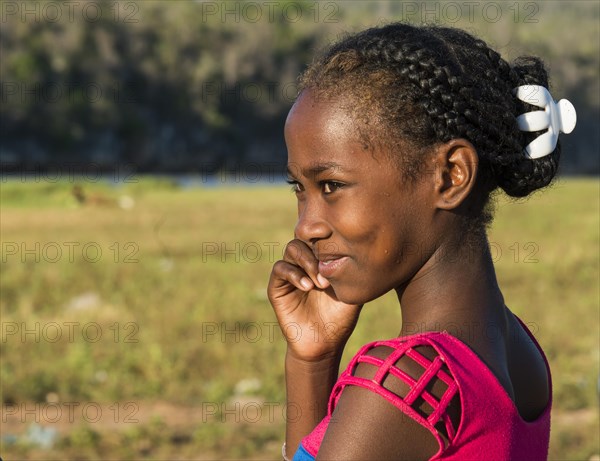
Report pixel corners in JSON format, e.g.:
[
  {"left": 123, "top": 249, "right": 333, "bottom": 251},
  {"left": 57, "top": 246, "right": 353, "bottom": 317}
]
[{"left": 267, "top": 23, "right": 575, "bottom": 461}]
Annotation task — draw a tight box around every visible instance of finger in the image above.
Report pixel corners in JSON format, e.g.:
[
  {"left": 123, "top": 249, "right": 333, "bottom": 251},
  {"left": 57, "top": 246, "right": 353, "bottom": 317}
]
[
  {"left": 282, "top": 239, "right": 328, "bottom": 289},
  {"left": 269, "top": 260, "right": 314, "bottom": 295}
]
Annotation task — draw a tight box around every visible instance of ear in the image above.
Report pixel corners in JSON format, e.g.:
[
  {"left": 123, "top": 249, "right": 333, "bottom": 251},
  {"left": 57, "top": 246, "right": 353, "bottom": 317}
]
[{"left": 432, "top": 139, "right": 478, "bottom": 210}]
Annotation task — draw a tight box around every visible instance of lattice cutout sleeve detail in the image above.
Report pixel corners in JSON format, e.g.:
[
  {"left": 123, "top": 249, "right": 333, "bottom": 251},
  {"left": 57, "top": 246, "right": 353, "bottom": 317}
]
[{"left": 328, "top": 339, "right": 460, "bottom": 448}]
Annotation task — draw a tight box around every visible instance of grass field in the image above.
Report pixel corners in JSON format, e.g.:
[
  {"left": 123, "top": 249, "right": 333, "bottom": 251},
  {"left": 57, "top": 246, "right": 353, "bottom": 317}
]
[{"left": 1, "top": 177, "right": 598, "bottom": 460}]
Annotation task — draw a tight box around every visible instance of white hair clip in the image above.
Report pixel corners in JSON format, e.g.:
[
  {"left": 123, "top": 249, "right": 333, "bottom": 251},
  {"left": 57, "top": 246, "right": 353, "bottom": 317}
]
[{"left": 514, "top": 85, "right": 577, "bottom": 159}]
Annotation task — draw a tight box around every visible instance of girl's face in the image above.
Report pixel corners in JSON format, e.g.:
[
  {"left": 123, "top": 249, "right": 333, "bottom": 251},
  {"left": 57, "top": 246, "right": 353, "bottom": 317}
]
[{"left": 284, "top": 91, "right": 438, "bottom": 305}]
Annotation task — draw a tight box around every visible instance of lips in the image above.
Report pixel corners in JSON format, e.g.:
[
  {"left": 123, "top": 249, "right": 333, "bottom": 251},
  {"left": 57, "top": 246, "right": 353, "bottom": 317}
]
[{"left": 317, "top": 256, "right": 349, "bottom": 278}]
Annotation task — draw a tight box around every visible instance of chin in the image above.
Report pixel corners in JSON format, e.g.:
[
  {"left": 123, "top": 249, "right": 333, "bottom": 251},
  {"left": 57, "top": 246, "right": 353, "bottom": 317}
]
[{"left": 328, "top": 281, "right": 381, "bottom": 306}]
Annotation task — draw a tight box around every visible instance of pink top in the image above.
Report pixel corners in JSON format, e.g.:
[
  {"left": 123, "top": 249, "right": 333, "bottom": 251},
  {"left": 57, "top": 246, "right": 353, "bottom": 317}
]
[{"left": 295, "top": 318, "right": 552, "bottom": 460}]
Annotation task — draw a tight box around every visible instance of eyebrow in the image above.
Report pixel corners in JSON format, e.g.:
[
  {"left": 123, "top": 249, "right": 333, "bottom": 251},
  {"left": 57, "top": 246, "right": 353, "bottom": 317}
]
[{"left": 286, "top": 161, "right": 350, "bottom": 179}]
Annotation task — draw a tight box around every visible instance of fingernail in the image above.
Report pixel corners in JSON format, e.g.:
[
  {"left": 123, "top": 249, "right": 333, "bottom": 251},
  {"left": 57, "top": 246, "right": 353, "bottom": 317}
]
[
  {"left": 317, "top": 274, "right": 329, "bottom": 287},
  {"left": 300, "top": 277, "right": 313, "bottom": 290}
]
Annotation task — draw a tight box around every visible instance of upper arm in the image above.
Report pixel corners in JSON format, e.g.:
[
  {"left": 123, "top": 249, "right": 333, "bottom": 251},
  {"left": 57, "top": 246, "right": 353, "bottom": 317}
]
[{"left": 316, "top": 343, "right": 461, "bottom": 461}]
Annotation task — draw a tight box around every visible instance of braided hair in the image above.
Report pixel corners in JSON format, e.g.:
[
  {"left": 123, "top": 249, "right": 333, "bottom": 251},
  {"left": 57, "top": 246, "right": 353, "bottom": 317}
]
[{"left": 298, "top": 23, "right": 560, "bottom": 229}]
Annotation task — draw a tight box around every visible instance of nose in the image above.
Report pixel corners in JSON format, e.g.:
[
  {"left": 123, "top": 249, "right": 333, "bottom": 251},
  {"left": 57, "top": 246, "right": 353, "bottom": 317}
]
[{"left": 294, "top": 199, "right": 332, "bottom": 244}]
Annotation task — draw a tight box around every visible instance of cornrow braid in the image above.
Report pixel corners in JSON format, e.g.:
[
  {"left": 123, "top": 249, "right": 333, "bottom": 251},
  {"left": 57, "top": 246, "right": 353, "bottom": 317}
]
[{"left": 298, "top": 23, "right": 561, "bottom": 228}]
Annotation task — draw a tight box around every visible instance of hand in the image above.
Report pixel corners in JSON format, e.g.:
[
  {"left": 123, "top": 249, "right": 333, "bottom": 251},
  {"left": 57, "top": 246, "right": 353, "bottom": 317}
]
[{"left": 267, "top": 239, "right": 363, "bottom": 362}]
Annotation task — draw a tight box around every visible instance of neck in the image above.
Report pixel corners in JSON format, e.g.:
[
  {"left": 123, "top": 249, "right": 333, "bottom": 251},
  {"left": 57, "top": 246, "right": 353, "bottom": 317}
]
[{"left": 395, "top": 233, "right": 508, "bottom": 340}]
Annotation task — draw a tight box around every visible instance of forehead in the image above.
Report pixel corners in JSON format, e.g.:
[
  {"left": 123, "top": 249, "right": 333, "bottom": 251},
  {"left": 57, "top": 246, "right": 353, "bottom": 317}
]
[
  {"left": 284, "top": 91, "right": 379, "bottom": 175},
  {"left": 284, "top": 91, "right": 355, "bottom": 143}
]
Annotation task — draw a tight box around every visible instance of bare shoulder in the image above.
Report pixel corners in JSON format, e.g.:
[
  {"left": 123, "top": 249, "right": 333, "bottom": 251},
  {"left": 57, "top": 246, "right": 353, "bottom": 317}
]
[{"left": 317, "top": 342, "right": 461, "bottom": 461}]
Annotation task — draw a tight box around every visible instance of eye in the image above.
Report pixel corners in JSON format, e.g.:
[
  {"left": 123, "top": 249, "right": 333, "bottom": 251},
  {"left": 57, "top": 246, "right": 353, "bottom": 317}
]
[
  {"left": 286, "top": 179, "right": 303, "bottom": 193},
  {"left": 322, "top": 181, "right": 345, "bottom": 194}
]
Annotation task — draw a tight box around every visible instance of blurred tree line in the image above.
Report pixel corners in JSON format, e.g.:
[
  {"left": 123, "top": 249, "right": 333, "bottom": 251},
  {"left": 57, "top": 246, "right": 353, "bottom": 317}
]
[{"left": 0, "top": 1, "right": 598, "bottom": 175}]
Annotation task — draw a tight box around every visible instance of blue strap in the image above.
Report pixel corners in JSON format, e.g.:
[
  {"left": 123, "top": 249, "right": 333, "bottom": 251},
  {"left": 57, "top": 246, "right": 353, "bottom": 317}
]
[{"left": 292, "top": 443, "right": 315, "bottom": 461}]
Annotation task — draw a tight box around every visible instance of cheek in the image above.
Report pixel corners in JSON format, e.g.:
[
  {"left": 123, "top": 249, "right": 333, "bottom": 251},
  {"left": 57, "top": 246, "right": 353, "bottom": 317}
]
[
  {"left": 335, "top": 196, "right": 407, "bottom": 259},
  {"left": 353, "top": 212, "right": 408, "bottom": 267},
  {"left": 332, "top": 206, "right": 381, "bottom": 257},
  {"left": 327, "top": 205, "right": 419, "bottom": 303}
]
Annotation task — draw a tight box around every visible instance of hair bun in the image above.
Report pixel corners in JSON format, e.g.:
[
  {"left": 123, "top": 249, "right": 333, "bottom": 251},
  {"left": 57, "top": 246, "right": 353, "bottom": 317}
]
[
  {"left": 492, "top": 56, "right": 559, "bottom": 198},
  {"left": 512, "top": 56, "right": 549, "bottom": 87}
]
